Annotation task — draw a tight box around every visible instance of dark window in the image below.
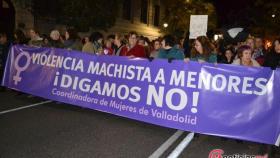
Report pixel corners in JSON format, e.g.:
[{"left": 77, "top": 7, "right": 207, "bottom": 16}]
[
  {"left": 123, "top": 0, "right": 131, "bottom": 20},
  {"left": 153, "top": 5, "right": 160, "bottom": 26},
  {"left": 2, "top": 0, "right": 9, "bottom": 8},
  {"left": 34, "top": 0, "right": 60, "bottom": 17},
  {"left": 140, "top": 0, "right": 148, "bottom": 24}
]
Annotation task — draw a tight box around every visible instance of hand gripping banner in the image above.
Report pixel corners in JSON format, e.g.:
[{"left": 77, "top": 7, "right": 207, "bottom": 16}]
[{"left": 2, "top": 45, "right": 280, "bottom": 146}]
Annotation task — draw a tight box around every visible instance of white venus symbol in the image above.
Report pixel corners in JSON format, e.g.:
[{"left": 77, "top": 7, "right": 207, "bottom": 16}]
[{"left": 13, "top": 51, "right": 31, "bottom": 85}]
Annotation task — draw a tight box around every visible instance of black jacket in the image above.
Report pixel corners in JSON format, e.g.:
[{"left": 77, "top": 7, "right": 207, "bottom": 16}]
[
  {"left": 0, "top": 43, "right": 9, "bottom": 69},
  {"left": 264, "top": 52, "right": 280, "bottom": 69}
]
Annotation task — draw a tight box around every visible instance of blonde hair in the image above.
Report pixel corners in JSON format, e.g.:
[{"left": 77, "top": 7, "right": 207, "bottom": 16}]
[
  {"left": 50, "top": 30, "right": 60, "bottom": 40},
  {"left": 115, "top": 33, "right": 126, "bottom": 45}
]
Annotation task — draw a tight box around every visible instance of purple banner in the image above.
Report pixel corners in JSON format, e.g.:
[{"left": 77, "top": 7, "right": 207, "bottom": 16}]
[{"left": 2, "top": 45, "right": 280, "bottom": 146}]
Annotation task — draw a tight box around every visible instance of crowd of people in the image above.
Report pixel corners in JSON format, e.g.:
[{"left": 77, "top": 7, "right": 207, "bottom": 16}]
[
  {"left": 1, "top": 27, "right": 280, "bottom": 91},
  {"left": 0, "top": 27, "right": 279, "bottom": 156},
  {"left": 1, "top": 27, "right": 280, "bottom": 70}
]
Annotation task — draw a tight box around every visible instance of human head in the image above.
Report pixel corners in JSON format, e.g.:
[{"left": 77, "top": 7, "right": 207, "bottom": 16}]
[
  {"left": 153, "top": 39, "right": 161, "bottom": 50},
  {"left": 85, "top": 37, "right": 89, "bottom": 43},
  {"left": 237, "top": 45, "right": 253, "bottom": 63},
  {"left": 50, "top": 30, "right": 60, "bottom": 41},
  {"left": 179, "top": 37, "right": 184, "bottom": 47},
  {"left": 90, "top": 31, "right": 103, "bottom": 44},
  {"left": 273, "top": 38, "right": 280, "bottom": 54},
  {"left": 128, "top": 31, "right": 138, "bottom": 47},
  {"left": 14, "top": 29, "right": 26, "bottom": 44},
  {"left": 82, "top": 36, "right": 89, "bottom": 45},
  {"left": 246, "top": 37, "right": 255, "bottom": 50},
  {"left": 107, "top": 34, "right": 115, "bottom": 43},
  {"left": 138, "top": 36, "right": 145, "bottom": 46},
  {"left": 105, "top": 39, "right": 112, "bottom": 48},
  {"left": 114, "top": 33, "right": 125, "bottom": 46},
  {"left": 0, "top": 32, "right": 7, "bottom": 44},
  {"left": 255, "top": 36, "right": 263, "bottom": 49},
  {"left": 161, "top": 34, "right": 175, "bottom": 49},
  {"left": 29, "top": 28, "right": 40, "bottom": 39},
  {"left": 191, "top": 36, "right": 213, "bottom": 57},
  {"left": 65, "top": 27, "right": 79, "bottom": 41},
  {"left": 224, "top": 48, "right": 234, "bottom": 60}
]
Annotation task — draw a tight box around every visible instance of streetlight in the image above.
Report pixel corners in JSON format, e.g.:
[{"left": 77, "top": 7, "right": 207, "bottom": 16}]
[
  {"left": 163, "top": 23, "right": 168, "bottom": 28},
  {"left": 272, "top": 14, "right": 276, "bottom": 18}
]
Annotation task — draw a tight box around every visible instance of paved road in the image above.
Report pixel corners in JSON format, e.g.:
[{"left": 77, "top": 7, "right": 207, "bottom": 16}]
[{"left": 0, "top": 90, "right": 279, "bottom": 158}]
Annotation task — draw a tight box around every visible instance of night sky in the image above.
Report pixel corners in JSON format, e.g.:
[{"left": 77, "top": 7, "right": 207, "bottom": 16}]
[
  {"left": 212, "top": 0, "right": 280, "bottom": 36},
  {"left": 214, "top": 0, "right": 266, "bottom": 27},
  {"left": 213, "top": 0, "right": 253, "bottom": 27}
]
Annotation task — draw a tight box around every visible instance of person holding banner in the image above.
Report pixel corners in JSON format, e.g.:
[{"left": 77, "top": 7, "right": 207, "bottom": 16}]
[
  {"left": 149, "top": 39, "right": 161, "bottom": 58},
  {"left": 14, "top": 29, "right": 28, "bottom": 45},
  {"left": 119, "top": 31, "right": 146, "bottom": 58},
  {"left": 232, "top": 45, "right": 260, "bottom": 67},
  {"left": 113, "top": 33, "right": 126, "bottom": 56},
  {"left": 0, "top": 32, "right": 9, "bottom": 91},
  {"left": 158, "top": 34, "right": 184, "bottom": 60},
  {"left": 264, "top": 38, "right": 280, "bottom": 69},
  {"left": 49, "top": 30, "right": 64, "bottom": 48},
  {"left": 220, "top": 48, "right": 235, "bottom": 64},
  {"left": 189, "top": 36, "right": 217, "bottom": 63},
  {"left": 103, "top": 39, "right": 114, "bottom": 55},
  {"left": 64, "top": 28, "right": 82, "bottom": 51},
  {"left": 28, "top": 28, "right": 43, "bottom": 47}
]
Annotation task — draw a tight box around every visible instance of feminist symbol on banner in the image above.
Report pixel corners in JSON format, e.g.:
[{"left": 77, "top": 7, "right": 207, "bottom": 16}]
[{"left": 13, "top": 51, "right": 31, "bottom": 85}]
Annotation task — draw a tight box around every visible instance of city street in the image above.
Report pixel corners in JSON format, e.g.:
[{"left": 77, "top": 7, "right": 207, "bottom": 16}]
[
  {"left": 1, "top": 0, "right": 280, "bottom": 157},
  {"left": 0, "top": 90, "right": 278, "bottom": 158}
]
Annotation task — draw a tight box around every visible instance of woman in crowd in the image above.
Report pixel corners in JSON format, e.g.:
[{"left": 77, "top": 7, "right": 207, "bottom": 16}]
[
  {"left": 138, "top": 35, "right": 151, "bottom": 57},
  {"left": 120, "top": 31, "right": 146, "bottom": 58},
  {"left": 103, "top": 39, "right": 114, "bottom": 55},
  {"left": 158, "top": 34, "right": 184, "bottom": 60},
  {"left": 253, "top": 36, "right": 266, "bottom": 65},
  {"left": 220, "top": 48, "right": 235, "bottom": 64},
  {"left": 64, "top": 28, "right": 82, "bottom": 51},
  {"left": 113, "top": 33, "right": 126, "bottom": 56},
  {"left": 14, "top": 29, "right": 28, "bottom": 45},
  {"left": 188, "top": 36, "right": 217, "bottom": 63},
  {"left": 49, "top": 30, "right": 64, "bottom": 48},
  {"left": 90, "top": 31, "right": 104, "bottom": 54},
  {"left": 246, "top": 37, "right": 255, "bottom": 50},
  {"left": 259, "top": 39, "right": 280, "bottom": 157},
  {"left": 232, "top": 45, "right": 260, "bottom": 67},
  {"left": 264, "top": 38, "right": 280, "bottom": 69},
  {"left": 28, "top": 28, "right": 43, "bottom": 47},
  {"left": 0, "top": 32, "right": 9, "bottom": 91},
  {"left": 82, "top": 36, "right": 90, "bottom": 45},
  {"left": 82, "top": 35, "right": 94, "bottom": 54},
  {"left": 149, "top": 39, "right": 161, "bottom": 58}
]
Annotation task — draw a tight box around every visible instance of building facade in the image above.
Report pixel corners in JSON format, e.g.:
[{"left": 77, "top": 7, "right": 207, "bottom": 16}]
[
  {"left": 0, "top": 0, "right": 166, "bottom": 39},
  {"left": 107, "top": 0, "right": 165, "bottom": 39}
]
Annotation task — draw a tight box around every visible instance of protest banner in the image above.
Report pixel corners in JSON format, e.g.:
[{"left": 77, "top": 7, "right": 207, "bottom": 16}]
[{"left": 2, "top": 45, "right": 280, "bottom": 146}]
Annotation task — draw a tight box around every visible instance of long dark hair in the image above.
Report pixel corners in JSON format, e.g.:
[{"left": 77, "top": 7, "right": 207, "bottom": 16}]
[
  {"left": 191, "top": 36, "right": 213, "bottom": 58},
  {"left": 66, "top": 27, "right": 79, "bottom": 41},
  {"left": 271, "top": 38, "right": 280, "bottom": 53},
  {"left": 223, "top": 47, "right": 235, "bottom": 63},
  {"left": 14, "top": 29, "right": 27, "bottom": 44},
  {"left": 89, "top": 32, "right": 103, "bottom": 42}
]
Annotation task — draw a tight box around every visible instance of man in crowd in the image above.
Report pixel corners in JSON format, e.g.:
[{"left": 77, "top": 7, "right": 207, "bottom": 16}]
[
  {"left": 253, "top": 36, "right": 266, "bottom": 65},
  {"left": 0, "top": 32, "right": 9, "bottom": 91},
  {"left": 28, "top": 28, "right": 43, "bottom": 47},
  {"left": 120, "top": 31, "right": 145, "bottom": 58}
]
